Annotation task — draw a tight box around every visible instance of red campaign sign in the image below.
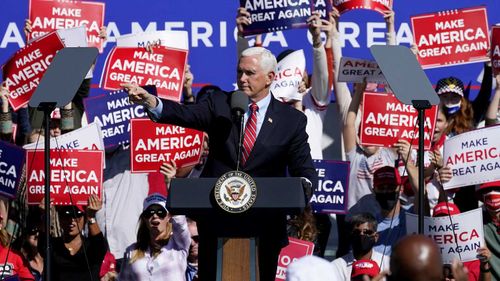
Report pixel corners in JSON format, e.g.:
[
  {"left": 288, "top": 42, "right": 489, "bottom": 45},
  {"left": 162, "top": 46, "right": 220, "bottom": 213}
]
[
  {"left": 2, "top": 31, "right": 64, "bottom": 111},
  {"left": 28, "top": 0, "right": 105, "bottom": 52},
  {"left": 26, "top": 149, "right": 103, "bottom": 206},
  {"left": 333, "top": 0, "right": 392, "bottom": 15},
  {"left": 100, "top": 47, "right": 188, "bottom": 102},
  {"left": 360, "top": 92, "right": 438, "bottom": 150},
  {"left": 130, "top": 118, "right": 204, "bottom": 173},
  {"left": 492, "top": 26, "right": 500, "bottom": 75},
  {"left": 275, "top": 237, "right": 314, "bottom": 280},
  {"left": 411, "top": 6, "right": 490, "bottom": 69}
]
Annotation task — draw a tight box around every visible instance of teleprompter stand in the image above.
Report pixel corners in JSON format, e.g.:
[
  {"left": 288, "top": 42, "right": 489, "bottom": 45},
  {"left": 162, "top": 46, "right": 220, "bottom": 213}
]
[
  {"left": 168, "top": 177, "right": 306, "bottom": 281},
  {"left": 370, "top": 45, "right": 440, "bottom": 234},
  {"left": 28, "top": 47, "right": 98, "bottom": 281}
]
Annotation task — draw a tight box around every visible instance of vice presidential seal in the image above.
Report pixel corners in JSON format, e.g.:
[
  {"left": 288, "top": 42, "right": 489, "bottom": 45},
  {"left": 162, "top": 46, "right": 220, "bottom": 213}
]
[{"left": 214, "top": 171, "right": 257, "bottom": 213}]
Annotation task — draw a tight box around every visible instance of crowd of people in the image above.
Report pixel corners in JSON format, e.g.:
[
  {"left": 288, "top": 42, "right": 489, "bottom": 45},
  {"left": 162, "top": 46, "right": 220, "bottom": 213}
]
[{"left": 0, "top": 4, "right": 498, "bottom": 281}]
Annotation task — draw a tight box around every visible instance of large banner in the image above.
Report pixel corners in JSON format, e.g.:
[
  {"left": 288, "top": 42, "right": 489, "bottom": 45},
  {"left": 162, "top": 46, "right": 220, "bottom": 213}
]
[
  {"left": 411, "top": 6, "right": 490, "bottom": 69},
  {"left": 270, "top": 49, "right": 305, "bottom": 101},
  {"left": 116, "top": 30, "right": 189, "bottom": 50},
  {"left": 310, "top": 159, "right": 349, "bottom": 214},
  {"left": 240, "top": 0, "right": 332, "bottom": 36},
  {"left": 338, "top": 57, "right": 386, "bottom": 84},
  {"left": 275, "top": 237, "right": 315, "bottom": 281},
  {"left": 0, "top": 141, "right": 25, "bottom": 198},
  {"left": 83, "top": 86, "right": 155, "bottom": 148},
  {"left": 443, "top": 125, "right": 500, "bottom": 190},
  {"left": 130, "top": 119, "right": 204, "bottom": 172},
  {"left": 100, "top": 47, "right": 188, "bottom": 102},
  {"left": 492, "top": 26, "right": 500, "bottom": 75},
  {"left": 28, "top": 0, "right": 105, "bottom": 51},
  {"left": 406, "top": 208, "right": 484, "bottom": 264},
  {"left": 360, "top": 92, "right": 438, "bottom": 149},
  {"left": 333, "top": 0, "right": 392, "bottom": 15},
  {"left": 2, "top": 31, "right": 64, "bottom": 111},
  {"left": 26, "top": 149, "right": 104, "bottom": 205}
]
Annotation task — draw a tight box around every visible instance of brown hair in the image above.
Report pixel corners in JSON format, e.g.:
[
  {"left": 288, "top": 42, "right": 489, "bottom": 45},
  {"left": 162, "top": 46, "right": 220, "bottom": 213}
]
[
  {"left": 288, "top": 206, "right": 317, "bottom": 242},
  {"left": 129, "top": 215, "right": 173, "bottom": 263},
  {"left": 444, "top": 97, "right": 474, "bottom": 136}
]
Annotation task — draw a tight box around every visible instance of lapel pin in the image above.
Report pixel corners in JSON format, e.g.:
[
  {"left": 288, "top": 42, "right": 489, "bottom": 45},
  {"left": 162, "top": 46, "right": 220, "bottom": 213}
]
[{"left": 268, "top": 117, "right": 273, "bottom": 123}]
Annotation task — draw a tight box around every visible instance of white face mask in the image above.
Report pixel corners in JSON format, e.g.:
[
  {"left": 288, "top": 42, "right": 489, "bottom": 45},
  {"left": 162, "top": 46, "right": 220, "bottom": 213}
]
[{"left": 444, "top": 100, "right": 461, "bottom": 115}]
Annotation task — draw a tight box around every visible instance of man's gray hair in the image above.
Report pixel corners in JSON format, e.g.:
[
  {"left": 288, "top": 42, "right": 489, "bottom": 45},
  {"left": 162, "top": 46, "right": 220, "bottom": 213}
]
[{"left": 240, "top": 47, "right": 277, "bottom": 73}]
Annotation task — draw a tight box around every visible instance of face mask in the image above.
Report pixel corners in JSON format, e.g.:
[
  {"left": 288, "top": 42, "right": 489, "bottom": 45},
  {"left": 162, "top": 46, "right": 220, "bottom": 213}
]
[
  {"left": 351, "top": 233, "right": 376, "bottom": 254},
  {"left": 375, "top": 192, "right": 398, "bottom": 210},
  {"left": 444, "top": 101, "right": 461, "bottom": 115}
]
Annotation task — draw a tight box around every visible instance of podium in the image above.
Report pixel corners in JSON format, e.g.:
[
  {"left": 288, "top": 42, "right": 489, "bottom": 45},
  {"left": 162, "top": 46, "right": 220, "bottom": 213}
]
[{"left": 167, "top": 177, "right": 306, "bottom": 281}]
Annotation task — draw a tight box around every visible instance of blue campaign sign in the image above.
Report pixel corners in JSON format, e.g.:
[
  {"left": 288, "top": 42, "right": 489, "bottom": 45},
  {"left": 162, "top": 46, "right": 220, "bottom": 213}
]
[
  {"left": 0, "top": 140, "right": 25, "bottom": 198},
  {"left": 83, "top": 85, "right": 156, "bottom": 148},
  {"left": 0, "top": 0, "right": 498, "bottom": 100},
  {"left": 311, "top": 159, "right": 350, "bottom": 214}
]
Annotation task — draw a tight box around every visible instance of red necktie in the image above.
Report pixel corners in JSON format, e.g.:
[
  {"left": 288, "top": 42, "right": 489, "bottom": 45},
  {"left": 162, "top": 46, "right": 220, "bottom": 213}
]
[{"left": 242, "top": 103, "right": 258, "bottom": 165}]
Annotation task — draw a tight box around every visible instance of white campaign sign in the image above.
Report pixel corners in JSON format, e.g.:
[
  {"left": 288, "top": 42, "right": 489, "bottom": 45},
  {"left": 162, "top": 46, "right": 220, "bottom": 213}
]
[
  {"left": 116, "top": 30, "right": 189, "bottom": 50},
  {"left": 338, "top": 57, "right": 387, "bottom": 84},
  {"left": 270, "top": 49, "right": 305, "bottom": 101},
  {"left": 56, "top": 26, "right": 93, "bottom": 79},
  {"left": 443, "top": 126, "right": 500, "bottom": 190},
  {"left": 406, "top": 208, "right": 484, "bottom": 264}
]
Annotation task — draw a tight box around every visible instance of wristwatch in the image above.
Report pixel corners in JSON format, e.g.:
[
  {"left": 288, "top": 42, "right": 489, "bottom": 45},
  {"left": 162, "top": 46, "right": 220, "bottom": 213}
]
[{"left": 88, "top": 218, "right": 97, "bottom": 225}]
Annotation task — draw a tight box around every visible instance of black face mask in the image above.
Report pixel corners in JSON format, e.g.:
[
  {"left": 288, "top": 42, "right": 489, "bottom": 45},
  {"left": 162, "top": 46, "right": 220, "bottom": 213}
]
[
  {"left": 375, "top": 192, "right": 398, "bottom": 210},
  {"left": 351, "top": 233, "right": 376, "bottom": 255}
]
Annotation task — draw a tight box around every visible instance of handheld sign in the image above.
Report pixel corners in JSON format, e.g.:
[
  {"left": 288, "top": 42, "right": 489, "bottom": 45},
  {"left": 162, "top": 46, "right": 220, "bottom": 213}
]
[
  {"left": 130, "top": 119, "right": 204, "bottom": 173},
  {"left": 411, "top": 6, "right": 490, "bottom": 69},
  {"left": 360, "top": 92, "right": 438, "bottom": 149},
  {"left": 271, "top": 49, "right": 305, "bottom": 101},
  {"left": 275, "top": 237, "right": 314, "bottom": 281},
  {"left": 83, "top": 86, "right": 156, "bottom": 148},
  {"left": 100, "top": 47, "right": 188, "bottom": 102},
  {"left": 443, "top": 125, "right": 500, "bottom": 190},
  {"left": 2, "top": 31, "right": 64, "bottom": 111},
  {"left": 26, "top": 149, "right": 104, "bottom": 206},
  {"left": 28, "top": 0, "right": 105, "bottom": 52},
  {"left": 0, "top": 141, "right": 25, "bottom": 198},
  {"left": 116, "top": 30, "right": 189, "bottom": 51},
  {"left": 492, "top": 26, "right": 500, "bottom": 75},
  {"left": 310, "top": 159, "right": 349, "bottom": 214},
  {"left": 338, "top": 57, "right": 386, "bottom": 84},
  {"left": 240, "top": 0, "right": 332, "bottom": 36},
  {"left": 406, "top": 208, "right": 484, "bottom": 264},
  {"left": 333, "top": 0, "right": 392, "bottom": 15}
]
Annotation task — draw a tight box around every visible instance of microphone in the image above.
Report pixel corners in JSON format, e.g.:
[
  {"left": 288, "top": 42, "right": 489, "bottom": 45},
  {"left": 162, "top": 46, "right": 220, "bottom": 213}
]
[{"left": 231, "top": 90, "right": 248, "bottom": 118}]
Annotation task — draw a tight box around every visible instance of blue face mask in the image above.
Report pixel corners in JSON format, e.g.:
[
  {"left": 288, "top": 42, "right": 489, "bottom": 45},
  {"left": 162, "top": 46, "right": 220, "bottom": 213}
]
[{"left": 445, "top": 100, "right": 461, "bottom": 115}]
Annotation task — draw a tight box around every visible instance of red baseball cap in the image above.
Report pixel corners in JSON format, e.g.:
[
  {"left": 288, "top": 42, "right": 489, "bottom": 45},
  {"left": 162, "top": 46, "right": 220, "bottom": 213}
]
[
  {"left": 433, "top": 202, "right": 461, "bottom": 217},
  {"left": 351, "top": 259, "right": 380, "bottom": 278},
  {"left": 373, "top": 166, "right": 400, "bottom": 188}
]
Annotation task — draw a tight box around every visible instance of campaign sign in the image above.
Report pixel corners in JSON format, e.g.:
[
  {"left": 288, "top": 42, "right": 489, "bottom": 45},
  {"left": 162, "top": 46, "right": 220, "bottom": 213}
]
[
  {"left": 411, "top": 6, "right": 490, "bottom": 69},
  {"left": 492, "top": 26, "right": 500, "bottom": 75},
  {"left": 116, "top": 30, "right": 189, "bottom": 51},
  {"left": 333, "top": 0, "right": 392, "bottom": 15},
  {"left": 100, "top": 47, "right": 188, "bottom": 102},
  {"left": 271, "top": 49, "right": 305, "bottom": 101},
  {"left": 26, "top": 149, "right": 103, "bottom": 206},
  {"left": 443, "top": 126, "right": 500, "bottom": 190},
  {"left": 406, "top": 208, "right": 484, "bottom": 264},
  {"left": 338, "top": 57, "right": 387, "bottom": 84},
  {"left": 28, "top": 0, "right": 105, "bottom": 51},
  {"left": 130, "top": 119, "right": 204, "bottom": 173},
  {"left": 83, "top": 86, "right": 156, "bottom": 148},
  {"left": 56, "top": 26, "right": 93, "bottom": 79},
  {"left": 2, "top": 31, "right": 64, "bottom": 111},
  {"left": 275, "top": 237, "right": 314, "bottom": 280},
  {"left": 310, "top": 159, "right": 349, "bottom": 214},
  {"left": 0, "top": 140, "right": 25, "bottom": 198},
  {"left": 240, "top": 0, "right": 332, "bottom": 36},
  {"left": 360, "top": 92, "right": 438, "bottom": 149}
]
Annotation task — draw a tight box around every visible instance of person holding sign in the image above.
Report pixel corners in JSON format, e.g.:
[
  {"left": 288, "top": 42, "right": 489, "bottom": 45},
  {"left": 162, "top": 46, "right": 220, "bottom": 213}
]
[
  {"left": 485, "top": 73, "right": 500, "bottom": 126},
  {"left": 477, "top": 181, "right": 500, "bottom": 280}
]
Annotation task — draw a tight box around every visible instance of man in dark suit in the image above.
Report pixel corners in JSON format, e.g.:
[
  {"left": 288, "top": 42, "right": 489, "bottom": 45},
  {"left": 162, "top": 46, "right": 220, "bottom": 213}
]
[{"left": 123, "top": 47, "right": 316, "bottom": 281}]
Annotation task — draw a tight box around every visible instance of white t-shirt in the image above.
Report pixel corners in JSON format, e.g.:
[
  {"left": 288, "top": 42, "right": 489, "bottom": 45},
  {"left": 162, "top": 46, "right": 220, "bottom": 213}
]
[
  {"left": 303, "top": 92, "right": 329, "bottom": 160},
  {"left": 331, "top": 250, "right": 390, "bottom": 281}
]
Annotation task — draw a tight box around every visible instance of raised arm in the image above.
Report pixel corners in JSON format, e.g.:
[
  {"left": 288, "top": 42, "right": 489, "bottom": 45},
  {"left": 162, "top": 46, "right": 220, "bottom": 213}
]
[
  {"left": 309, "top": 12, "right": 332, "bottom": 106},
  {"left": 485, "top": 72, "right": 500, "bottom": 126},
  {"left": 343, "top": 80, "right": 365, "bottom": 153},
  {"left": 384, "top": 10, "right": 396, "bottom": 46}
]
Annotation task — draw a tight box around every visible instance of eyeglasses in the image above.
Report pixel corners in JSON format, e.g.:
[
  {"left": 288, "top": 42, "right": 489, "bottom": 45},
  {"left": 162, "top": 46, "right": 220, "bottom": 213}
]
[
  {"left": 351, "top": 229, "right": 376, "bottom": 236},
  {"left": 143, "top": 208, "right": 167, "bottom": 219}
]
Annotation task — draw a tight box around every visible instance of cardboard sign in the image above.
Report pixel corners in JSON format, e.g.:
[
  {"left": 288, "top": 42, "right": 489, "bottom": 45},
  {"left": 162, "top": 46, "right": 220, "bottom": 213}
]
[
  {"left": 492, "top": 26, "right": 500, "bottom": 75},
  {"left": 275, "top": 237, "right": 315, "bottom": 280},
  {"left": 130, "top": 119, "right": 204, "bottom": 173},
  {"left": 333, "top": 0, "right": 392, "bottom": 15},
  {"left": 83, "top": 86, "right": 156, "bottom": 148},
  {"left": 443, "top": 125, "right": 500, "bottom": 190},
  {"left": 28, "top": 0, "right": 105, "bottom": 52},
  {"left": 310, "top": 159, "right": 349, "bottom": 214},
  {"left": 100, "top": 47, "right": 188, "bottom": 102},
  {"left": 2, "top": 31, "right": 64, "bottom": 111},
  {"left": 271, "top": 49, "right": 305, "bottom": 101},
  {"left": 338, "top": 57, "right": 387, "bottom": 84},
  {"left": 116, "top": 30, "right": 189, "bottom": 50},
  {"left": 411, "top": 6, "right": 490, "bottom": 69},
  {"left": 240, "top": 0, "right": 331, "bottom": 36},
  {"left": 360, "top": 92, "right": 437, "bottom": 149},
  {"left": 26, "top": 149, "right": 103, "bottom": 205},
  {"left": 406, "top": 208, "right": 484, "bottom": 264},
  {"left": 0, "top": 141, "right": 25, "bottom": 198}
]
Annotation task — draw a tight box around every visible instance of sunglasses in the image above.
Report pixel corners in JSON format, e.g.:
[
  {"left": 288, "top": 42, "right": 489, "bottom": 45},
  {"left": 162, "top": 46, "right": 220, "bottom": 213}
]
[
  {"left": 143, "top": 208, "right": 167, "bottom": 219},
  {"left": 352, "top": 229, "right": 376, "bottom": 236},
  {"left": 59, "top": 209, "right": 85, "bottom": 219},
  {"left": 28, "top": 227, "right": 39, "bottom": 235}
]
